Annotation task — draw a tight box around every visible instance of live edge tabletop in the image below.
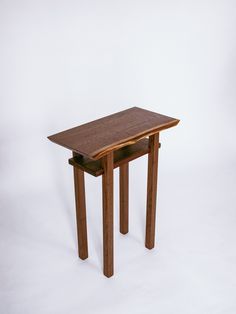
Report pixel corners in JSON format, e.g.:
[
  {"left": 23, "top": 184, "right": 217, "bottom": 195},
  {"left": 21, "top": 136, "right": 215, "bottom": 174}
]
[
  {"left": 48, "top": 106, "right": 179, "bottom": 278},
  {"left": 48, "top": 107, "right": 179, "bottom": 159}
]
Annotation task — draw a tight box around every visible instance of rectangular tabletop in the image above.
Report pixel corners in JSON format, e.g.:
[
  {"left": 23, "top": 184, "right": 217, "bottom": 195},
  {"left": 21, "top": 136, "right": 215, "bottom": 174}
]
[{"left": 48, "top": 107, "right": 179, "bottom": 160}]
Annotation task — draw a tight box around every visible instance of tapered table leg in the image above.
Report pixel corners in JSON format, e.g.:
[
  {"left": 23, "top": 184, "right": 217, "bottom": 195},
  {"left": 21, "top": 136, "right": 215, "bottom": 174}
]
[
  {"left": 73, "top": 153, "right": 88, "bottom": 260},
  {"left": 145, "top": 133, "right": 159, "bottom": 249},
  {"left": 102, "top": 152, "right": 114, "bottom": 277},
  {"left": 119, "top": 163, "right": 129, "bottom": 234}
]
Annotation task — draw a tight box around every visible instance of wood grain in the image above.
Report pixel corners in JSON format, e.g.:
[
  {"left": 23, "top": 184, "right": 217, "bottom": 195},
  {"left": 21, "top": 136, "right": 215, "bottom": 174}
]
[
  {"left": 145, "top": 133, "right": 159, "bottom": 249},
  {"left": 102, "top": 152, "right": 114, "bottom": 278},
  {"left": 73, "top": 152, "right": 88, "bottom": 260},
  {"left": 48, "top": 107, "right": 179, "bottom": 160},
  {"left": 69, "top": 138, "right": 161, "bottom": 177},
  {"left": 119, "top": 163, "right": 129, "bottom": 234}
]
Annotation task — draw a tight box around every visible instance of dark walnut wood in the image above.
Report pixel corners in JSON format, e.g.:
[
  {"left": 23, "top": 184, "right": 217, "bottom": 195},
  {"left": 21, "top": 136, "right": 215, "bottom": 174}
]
[
  {"left": 102, "top": 152, "right": 114, "bottom": 278},
  {"left": 68, "top": 138, "right": 161, "bottom": 177},
  {"left": 119, "top": 163, "right": 129, "bottom": 235},
  {"left": 73, "top": 153, "right": 88, "bottom": 260},
  {"left": 145, "top": 134, "right": 159, "bottom": 249},
  {"left": 47, "top": 107, "right": 180, "bottom": 278},
  {"left": 48, "top": 107, "right": 179, "bottom": 160}
]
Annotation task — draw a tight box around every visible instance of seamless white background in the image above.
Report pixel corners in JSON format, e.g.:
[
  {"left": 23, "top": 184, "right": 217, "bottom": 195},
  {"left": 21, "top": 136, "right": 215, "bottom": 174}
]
[{"left": 1, "top": 1, "right": 236, "bottom": 313}]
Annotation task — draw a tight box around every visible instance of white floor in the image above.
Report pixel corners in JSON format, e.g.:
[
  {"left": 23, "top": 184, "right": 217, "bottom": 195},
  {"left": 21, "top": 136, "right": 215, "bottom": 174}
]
[{"left": 1, "top": 151, "right": 236, "bottom": 314}]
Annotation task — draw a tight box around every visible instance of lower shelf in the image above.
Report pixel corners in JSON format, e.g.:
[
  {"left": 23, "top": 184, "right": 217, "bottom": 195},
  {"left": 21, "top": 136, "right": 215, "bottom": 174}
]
[{"left": 68, "top": 138, "right": 161, "bottom": 177}]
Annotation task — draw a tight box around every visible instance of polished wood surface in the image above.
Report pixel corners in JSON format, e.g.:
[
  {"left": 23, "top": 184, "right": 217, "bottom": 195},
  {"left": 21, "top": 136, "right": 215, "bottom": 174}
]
[
  {"left": 48, "top": 107, "right": 179, "bottom": 160},
  {"left": 102, "top": 152, "right": 114, "bottom": 277},
  {"left": 69, "top": 138, "right": 161, "bottom": 177},
  {"left": 119, "top": 163, "right": 129, "bottom": 235},
  {"left": 145, "top": 134, "right": 159, "bottom": 249},
  {"left": 48, "top": 107, "right": 180, "bottom": 278},
  {"left": 73, "top": 152, "right": 88, "bottom": 260}
]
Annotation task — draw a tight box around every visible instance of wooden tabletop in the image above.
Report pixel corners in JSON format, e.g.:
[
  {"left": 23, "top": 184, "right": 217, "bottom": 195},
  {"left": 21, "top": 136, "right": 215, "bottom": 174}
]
[{"left": 48, "top": 107, "right": 179, "bottom": 160}]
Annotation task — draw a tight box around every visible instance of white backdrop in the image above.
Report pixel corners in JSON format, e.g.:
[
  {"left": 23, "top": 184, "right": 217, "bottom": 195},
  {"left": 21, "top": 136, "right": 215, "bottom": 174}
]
[{"left": 1, "top": 1, "right": 236, "bottom": 313}]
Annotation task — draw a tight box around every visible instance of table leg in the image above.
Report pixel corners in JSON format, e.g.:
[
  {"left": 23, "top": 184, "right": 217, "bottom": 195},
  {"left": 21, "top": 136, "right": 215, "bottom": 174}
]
[
  {"left": 145, "top": 133, "right": 159, "bottom": 249},
  {"left": 73, "top": 154, "right": 88, "bottom": 260},
  {"left": 102, "top": 152, "right": 114, "bottom": 277},
  {"left": 119, "top": 163, "right": 129, "bottom": 234}
]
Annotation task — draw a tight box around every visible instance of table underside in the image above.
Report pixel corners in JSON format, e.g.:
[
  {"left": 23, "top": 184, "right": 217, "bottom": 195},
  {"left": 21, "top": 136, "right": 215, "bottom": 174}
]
[{"left": 69, "top": 138, "right": 161, "bottom": 177}]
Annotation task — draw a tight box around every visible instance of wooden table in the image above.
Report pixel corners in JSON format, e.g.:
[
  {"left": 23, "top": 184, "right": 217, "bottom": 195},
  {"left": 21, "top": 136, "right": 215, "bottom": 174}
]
[{"left": 48, "top": 107, "right": 179, "bottom": 277}]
